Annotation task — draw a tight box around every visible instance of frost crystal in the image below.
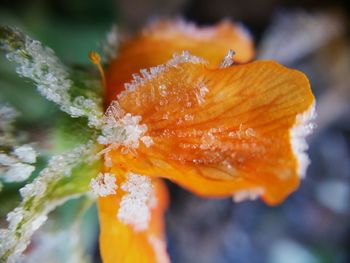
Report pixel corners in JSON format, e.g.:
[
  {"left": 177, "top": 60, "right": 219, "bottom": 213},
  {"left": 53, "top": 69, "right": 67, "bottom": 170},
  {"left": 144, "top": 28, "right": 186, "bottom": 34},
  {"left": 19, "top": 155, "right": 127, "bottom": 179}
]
[
  {"left": 118, "top": 50, "right": 207, "bottom": 100},
  {"left": 117, "top": 173, "right": 155, "bottom": 231},
  {"left": 148, "top": 235, "right": 170, "bottom": 263},
  {"left": 195, "top": 82, "right": 209, "bottom": 105},
  {"left": 0, "top": 142, "right": 98, "bottom": 262},
  {"left": 219, "top": 49, "right": 235, "bottom": 68},
  {"left": 290, "top": 103, "right": 316, "bottom": 178},
  {"left": 140, "top": 136, "right": 154, "bottom": 148},
  {"left": 0, "top": 104, "right": 37, "bottom": 185},
  {"left": 232, "top": 187, "right": 265, "bottom": 203},
  {"left": 98, "top": 101, "right": 152, "bottom": 153},
  {"left": 0, "top": 145, "right": 37, "bottom": 183},
  {"left": 89, "top": 172, "right": 117, "bottom": 197},
  {"left": 0, "top": 26, "right": 103, "bottom": 128},
  {"left": 13, "top": 145, "right": 37, "bottom": 164},
  {"left": 4, "top": 163, "right": 35, "bottom": 182}
]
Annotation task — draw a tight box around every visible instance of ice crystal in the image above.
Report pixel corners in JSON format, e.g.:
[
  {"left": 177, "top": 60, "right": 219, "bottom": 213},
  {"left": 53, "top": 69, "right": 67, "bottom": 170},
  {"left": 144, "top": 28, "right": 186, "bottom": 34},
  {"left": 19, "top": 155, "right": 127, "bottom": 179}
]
[
  {"left": 118, "top": 51, "right": 207, "bottom": 100},
  {"left": 0, "top": 142, "right": 99, "bottom": 262},
  {"left": 0, "top": 104, "right": 37, "bottom": 184},
  {"left": 290, "top": 103, "right": 316, "bottom": 178},
  {"left": 194, "top": 82, "right": 209, "bottom": 105},
  {"left": 148, "top": 235, "right": 170, "bottom": 263},
  {"left": 0, "top": 26, "right": 103, "bottom": 128},
  {"left": 13, "top": 145, "right": 36, "bottom": 164},
  {"left": 98, "top": 101, "right": 152, "bottom": 153},
  {"left": 140, "top": 136, "right": 154, "bottom": 147},
  {"left": 232, "top": 187, "right": 265, "bottom": 203},
  {"left": 0, "top": 144, "right": 36, "bottom": 184},
  {"left": 89, "top": 172, "right": 117, "bottom": 197},
  {"left": 117, "top": 173, "right": 155, "bottom": 231},
  {"left": 3, "top": 163, "right": 35, "bottom": 182},
  {"left": 219, "top": 49, "right": 235, "bottom": 68},
  {"left": 0, "top": 145, "right": 36, "bottom": 185}
]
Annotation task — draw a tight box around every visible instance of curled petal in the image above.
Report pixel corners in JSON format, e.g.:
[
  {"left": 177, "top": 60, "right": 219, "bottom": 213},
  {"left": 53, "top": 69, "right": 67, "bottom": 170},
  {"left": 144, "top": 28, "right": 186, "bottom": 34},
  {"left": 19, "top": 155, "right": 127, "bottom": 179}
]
[
  {"left": 106, "top": 19, "right": 254, "bottom": 104},
  {"left": 107, "top": 59, "right": 314, "bottom": 205}
]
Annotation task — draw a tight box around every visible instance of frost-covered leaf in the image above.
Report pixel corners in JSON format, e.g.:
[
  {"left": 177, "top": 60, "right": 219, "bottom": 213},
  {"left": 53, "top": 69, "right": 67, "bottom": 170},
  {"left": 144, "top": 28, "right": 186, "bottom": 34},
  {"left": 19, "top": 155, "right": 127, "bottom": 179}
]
[
  {"left": 0, "top": 103, "right": 37, "bottom": 185},
  {"left": 0, "top": 103, "right": 18, "bottom": 147},
  {"left": 24, "top": 197, "right": 96, "bottom": 263},
  {"left": 0, "top": 26, "right": 104, "bottom": 128},
  {"left": 0, "top": 141, "right": 102, "bottom": 262}
]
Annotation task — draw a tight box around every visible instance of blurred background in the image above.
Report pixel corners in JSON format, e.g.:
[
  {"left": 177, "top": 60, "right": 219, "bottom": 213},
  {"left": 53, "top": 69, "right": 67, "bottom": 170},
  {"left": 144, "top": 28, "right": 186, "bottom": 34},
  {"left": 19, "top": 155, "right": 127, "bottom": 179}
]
[{"left": 0, "top": 0, "right": 349, "bottom": 263}]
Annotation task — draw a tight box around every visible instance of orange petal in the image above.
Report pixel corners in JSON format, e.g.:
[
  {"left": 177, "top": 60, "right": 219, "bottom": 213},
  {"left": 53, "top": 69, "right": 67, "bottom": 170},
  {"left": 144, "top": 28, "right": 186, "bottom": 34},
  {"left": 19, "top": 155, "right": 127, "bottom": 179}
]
[
  {"left": 98, "top": 174, "right": 169, "bottom": 263},
  {"left": 106, "top": 58, "right": 315, "bottom": 205},
  {"left": 106, "top": 19, "right": 254, "bottom": 104}
]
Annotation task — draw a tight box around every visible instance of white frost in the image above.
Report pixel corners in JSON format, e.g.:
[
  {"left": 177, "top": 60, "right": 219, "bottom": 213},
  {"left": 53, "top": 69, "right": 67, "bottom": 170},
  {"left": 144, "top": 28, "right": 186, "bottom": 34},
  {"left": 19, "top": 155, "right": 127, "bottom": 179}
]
[
  {"left": 232, "top": 187, "right": 265, "bottom": 203},
  {"left": 2, "top": 28, "right": 103, "bottom": 128},
  {"left": 0, "top": 142, "right": 97, "bottom": 262},
  {"left": 118, "top": 50, "right": 207, "bottom": 100},
  {"left": 148, "top": 235, "right": 170, "bottom": 263},
  {"left": 117, "top": 173, "right": 155, "bottom": 231},
  {"left": 0, "top": 104, "right": 37, "bottom": 184},
  {"left": 290, "top": 103, "right": 316, "bottom": 178},
  {"left": 13, "top": 145, "right": 37, "bottom": 164},
  {"left": 219, "top": 49, "right": 235, "bottom": 68},
  {"left": 98, "top": 101, "right": 152, "bottom": 153},
  {"left": 4, "top": 163, "right": 35, "bottom": 182},
  {"left": 89, "top": 172, "right": 117, "bottom": 197}
]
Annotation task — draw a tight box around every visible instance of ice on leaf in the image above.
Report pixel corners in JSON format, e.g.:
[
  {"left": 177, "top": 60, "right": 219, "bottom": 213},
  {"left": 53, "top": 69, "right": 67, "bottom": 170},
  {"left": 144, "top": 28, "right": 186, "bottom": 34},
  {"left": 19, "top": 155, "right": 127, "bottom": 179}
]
[
  {"left": 0, "top": 142, "right": 101, "bottom": 262},
  {"left": 0, "top": 104, "right": 37, "bottom": 184},
  {"left": 0, "top": 26, "right": 103, "bottom": 128}
]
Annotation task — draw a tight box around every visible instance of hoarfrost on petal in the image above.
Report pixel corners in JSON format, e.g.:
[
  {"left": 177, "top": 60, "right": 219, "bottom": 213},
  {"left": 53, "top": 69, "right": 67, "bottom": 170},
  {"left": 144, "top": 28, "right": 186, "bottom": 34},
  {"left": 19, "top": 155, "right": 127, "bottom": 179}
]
[
  {"left": 148, "top": 234, "right": 170, "bottom": 263},
  {"left": 117, "top": 173, "right": 156, "bottom": 231},
  {"left": 98, "top": 101, "right": 151, "bottom": 154},
  {"left": 219, "top": 49, "right": 235, "bottom": 68},
  {"left": 232, "top": 187, "right": 265, "bottom": 203},
  {"left": 141, "top": 136, "right": 154, "bottom": 148},
  {"left": 118, "top": 50, "right": 207, "bottom": 100},
  {"left": 89, "top": 172, "right": 117, "bottom": 197},
  {"left": 290, "top": 103, "right": 316, "bottom": 178}
]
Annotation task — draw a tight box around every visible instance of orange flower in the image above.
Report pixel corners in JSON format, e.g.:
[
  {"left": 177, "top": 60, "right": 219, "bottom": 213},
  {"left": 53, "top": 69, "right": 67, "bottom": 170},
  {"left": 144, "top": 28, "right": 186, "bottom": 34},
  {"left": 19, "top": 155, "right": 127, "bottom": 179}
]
[{"left": 97, "top": 19, "right": 315, "bottom": 263}]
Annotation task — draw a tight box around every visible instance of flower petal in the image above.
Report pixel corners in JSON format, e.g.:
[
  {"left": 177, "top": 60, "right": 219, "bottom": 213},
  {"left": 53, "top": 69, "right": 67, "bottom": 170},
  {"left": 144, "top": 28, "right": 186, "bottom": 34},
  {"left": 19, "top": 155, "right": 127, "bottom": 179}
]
[
  {"left": 107, "top": 59, "right": 314, "bottom": 205},
  {"left": 98, "top": 175, "right": 169, "bottom": 263},
  {"left": 106, "top": 19, "right": 254, "bottom": 104}
]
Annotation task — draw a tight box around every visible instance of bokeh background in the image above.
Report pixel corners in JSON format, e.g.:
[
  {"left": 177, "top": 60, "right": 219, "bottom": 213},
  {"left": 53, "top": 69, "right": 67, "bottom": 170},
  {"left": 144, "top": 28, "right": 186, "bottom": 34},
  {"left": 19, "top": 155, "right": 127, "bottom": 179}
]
[{"left": 0, "top": 0, "right": 349, "bottom": 263}]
